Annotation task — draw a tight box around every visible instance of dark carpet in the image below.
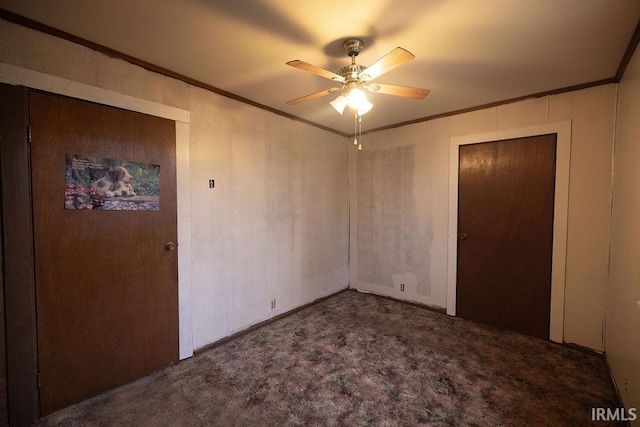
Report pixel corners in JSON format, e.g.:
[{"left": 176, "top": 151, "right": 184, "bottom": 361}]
[{"left": 37, "top": 290, "right": 622, "bottom": 426}]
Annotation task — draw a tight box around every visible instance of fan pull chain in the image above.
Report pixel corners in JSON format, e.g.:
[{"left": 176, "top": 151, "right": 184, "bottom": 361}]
[
  {"left": 353, "top": 111, "right": 358, "bottom": 147},
  {"left": 358, "top": 114, "right": 362, "bottom": 151},
  {"left": 352, "top": 112, "right": 363, "bottom": 151}
]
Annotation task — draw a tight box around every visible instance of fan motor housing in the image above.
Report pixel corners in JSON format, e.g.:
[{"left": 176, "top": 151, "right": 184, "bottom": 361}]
[
  {"left": 343, "top": 38, "right": 364, "bottom": 57},
  {"left": 338, "top": 64, "right": 367, "bottom": 81}
]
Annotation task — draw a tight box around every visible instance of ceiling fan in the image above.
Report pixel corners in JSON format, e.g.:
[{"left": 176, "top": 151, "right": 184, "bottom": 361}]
[{"left": 286, "top": 38, "right": 430, "bottom": 116}]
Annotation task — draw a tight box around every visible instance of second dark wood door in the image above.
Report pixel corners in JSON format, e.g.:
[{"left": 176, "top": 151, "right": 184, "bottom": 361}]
[
  {"left": 29, "top": 92, "right": 179, "bottom": 415},
  {"left": 456, "top": 134, "right": 556, "bottom": 340}
]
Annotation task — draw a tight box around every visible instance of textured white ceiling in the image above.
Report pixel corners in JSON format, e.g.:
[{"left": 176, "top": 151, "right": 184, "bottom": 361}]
[{"left": 1, "top": 0, "right": 638, "bottom": 135}]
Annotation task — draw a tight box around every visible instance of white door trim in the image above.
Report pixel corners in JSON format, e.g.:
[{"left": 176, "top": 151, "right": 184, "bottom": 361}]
[
  {"left": 0, "top": 62, "right": 194, "bottom": 359},
  {"left": 447, "top": 122, "right": 571, "bottom": 343}
]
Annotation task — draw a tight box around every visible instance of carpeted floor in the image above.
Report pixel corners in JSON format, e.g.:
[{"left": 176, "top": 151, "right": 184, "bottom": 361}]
[{"left": 37, "top": 290, "right": 623, "bottom": 426}]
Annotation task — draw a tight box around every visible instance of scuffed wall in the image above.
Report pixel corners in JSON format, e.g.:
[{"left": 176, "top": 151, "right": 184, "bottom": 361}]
[
  {"left": 351, "top": 86, "right": 616, "bottom": 351},
  {"left": 607, "top": 43, "right": 640, "bottom": 422},
  {"left": 188, "top": 88, "right": 349, "bottom": 348},
  {"left": 349, "top": 120, "right": 450, "bottom": 308},
  {"left": 356, "top": 145, "right": 431, "bottom": 295},
  {"left": 0, "top": 11, "right": 625, "bottom": 361},
  {"left": 0, "top": 19, "right": 349, "bottom": 353}
]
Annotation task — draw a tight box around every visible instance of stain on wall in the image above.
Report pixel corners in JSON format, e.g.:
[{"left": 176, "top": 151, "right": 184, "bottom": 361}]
[{"left": 356, "top": 145, "right": 430, "bottom": 293}]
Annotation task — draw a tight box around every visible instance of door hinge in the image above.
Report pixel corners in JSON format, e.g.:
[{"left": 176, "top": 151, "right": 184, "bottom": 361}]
[
  {"left": 36, "top": 372, "right": 41, "bottom": 389},
  {"left": 28, "top": 125, "right": 32, "bottom": 143}
]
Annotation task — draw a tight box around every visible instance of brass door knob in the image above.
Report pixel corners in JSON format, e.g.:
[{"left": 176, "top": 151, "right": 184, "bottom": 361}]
[
  {"left": 458, "top": 233, "right": 468, "bottom": 241},
  {"left": 165, "top": 242, "right": 177, "bottom": 251}
]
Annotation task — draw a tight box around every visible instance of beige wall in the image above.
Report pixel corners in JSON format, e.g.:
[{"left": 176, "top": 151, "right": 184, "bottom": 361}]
[
  {"left": 351, "top": 85, "right": 617, "bottom": 351},
  {"left": 0, "top": 19, "right": 350, "bottom": 353},
  {"left": 0, "top": 13, "right": 631, "bottom": 391},
  {"left": 608, "top": 43, "right": 640, "bottom": 421},
  {"left": 349, "top": 119, "right": 450, "bottom": 308},
  {"left": 187, "top": 87, "right": 349, "bottom": 349}
]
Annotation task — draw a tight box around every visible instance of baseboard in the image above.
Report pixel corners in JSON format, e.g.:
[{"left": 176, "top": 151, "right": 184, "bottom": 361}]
[
  {"left": 350, "top": 288, "right": 447, "bottom": 315},
  {"left": 561, "top": 341, "right": 604, "bottom": 357},
  {"left": 603, "top": 352, "right": 631, "bottom": 424},
  {"left": 194, "top": 288, "right": 349, "bottom": 356}
]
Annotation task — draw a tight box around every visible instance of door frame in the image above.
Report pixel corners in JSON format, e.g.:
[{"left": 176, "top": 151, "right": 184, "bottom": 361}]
[
  {"left": 447, "top": 122, "right": 571, "bottom": 343},
  {"left": 0, "top": 63, "right": 193, "bottom": 422}
]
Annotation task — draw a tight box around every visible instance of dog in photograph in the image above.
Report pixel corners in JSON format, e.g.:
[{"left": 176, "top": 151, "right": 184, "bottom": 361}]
[{"left": 91, "top": 166, "right": 136, "bottom": 197}]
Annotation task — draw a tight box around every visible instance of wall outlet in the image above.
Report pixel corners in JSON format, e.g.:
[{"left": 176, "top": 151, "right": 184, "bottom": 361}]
[
  {"left": 271, "top": 299, "right": 276, "bottom": 309},
  {"left": 208, "top": 179, "right": 215, "bottom": 188},
  {"left": 400, "top": 283, "right": 405, "bottom": 292}
]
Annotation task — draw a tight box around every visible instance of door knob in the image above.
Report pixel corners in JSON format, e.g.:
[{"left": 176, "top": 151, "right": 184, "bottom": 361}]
[
  {"left": 165, "top": 242, "right": 177, "bottom": 251},
  {"left": 458, "top": 233, "right": 468, "bottom": 241}
]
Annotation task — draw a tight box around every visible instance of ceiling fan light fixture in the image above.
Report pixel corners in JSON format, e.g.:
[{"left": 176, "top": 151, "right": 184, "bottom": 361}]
[
  {"left": 287, "top": 39, "right": 428, "bottom": 116},
  {"left": 330, "top": 95, "right": 348, "bottom": 114},
  {"left": 346, "top": 88, "right": 372, "bottom": 115},
  {"left": 346, "top": 87, "right": 365, "bottom": 107},
  {"left": 357, "top": 98, "right": 373, "bottom": 115}
]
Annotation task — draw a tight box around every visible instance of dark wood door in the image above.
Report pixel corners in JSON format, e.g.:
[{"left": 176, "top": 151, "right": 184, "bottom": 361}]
[
  {"left": 456, "top": 134, "right": 556, "bottom": 340},
  {"left": 29, "top": 92, "right": 179, "bottom": 415}
]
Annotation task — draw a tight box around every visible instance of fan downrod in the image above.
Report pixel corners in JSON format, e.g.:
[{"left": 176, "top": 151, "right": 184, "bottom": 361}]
[{"left": 343, "top": 38, "right": 364, "bottom": 57}]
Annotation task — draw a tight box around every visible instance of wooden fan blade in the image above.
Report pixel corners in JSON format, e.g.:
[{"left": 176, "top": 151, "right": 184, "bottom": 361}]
[
  {"left": 360, "top": 47, "right": 415, "bottom": 81},
  {"left": 286, "top": 60, "right": 345, "bottom": 82},
  {"left": 367, "top": 83, "right": 430, "bottom": 99},
  {"left": 286, "top": 87, "right": 341, "bottom": 105}
]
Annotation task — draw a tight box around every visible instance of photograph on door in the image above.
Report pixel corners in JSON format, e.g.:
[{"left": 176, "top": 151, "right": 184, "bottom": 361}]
[{"left": 65, "top": 154, "right": 160, "bottom": 210}]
